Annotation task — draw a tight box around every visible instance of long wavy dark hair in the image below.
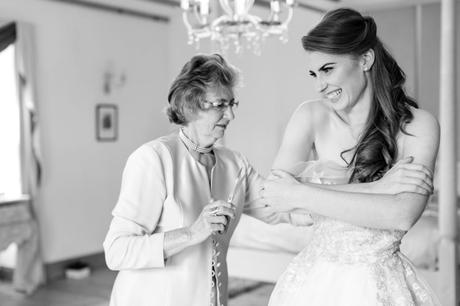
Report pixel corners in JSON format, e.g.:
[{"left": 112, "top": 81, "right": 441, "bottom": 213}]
[{"left": 302, "top": 8, "right": 418, "bottom": 183}]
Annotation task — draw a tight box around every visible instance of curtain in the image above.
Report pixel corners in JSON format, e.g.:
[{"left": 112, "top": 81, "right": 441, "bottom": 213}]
[
  {"left": 0, "top": 22, "right": 16, "bottom": 53},
  {"left": 16, "top": 23, "right": 42, "bottom": 193},
  {"left": 13, "top": 22, "right": 45, "bottom": 293}
]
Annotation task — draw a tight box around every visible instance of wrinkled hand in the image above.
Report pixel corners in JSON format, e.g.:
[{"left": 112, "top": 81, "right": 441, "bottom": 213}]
[
  {"left": 189, "top": 200, "right": 235, "bottom": 243},
  {"left": 260, "top": 169, "right": 300, "bottom": 213},
  {"left": 372, "top": 156, "right": 434, "bottom": 195}
]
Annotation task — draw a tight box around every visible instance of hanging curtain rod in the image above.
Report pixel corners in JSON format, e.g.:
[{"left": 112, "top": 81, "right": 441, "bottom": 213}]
[{"left": 47, "top": 0, "right": 170, "bottom": 23}]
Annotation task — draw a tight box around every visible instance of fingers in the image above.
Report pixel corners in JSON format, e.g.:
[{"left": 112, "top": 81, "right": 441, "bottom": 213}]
[
  {"left": 208, "top": 215, "right": 229, "bottom": 225},
  {"left": 400, "top": 177, "right": 433, "bottom": 194},
  {"left": 398, "top": 163, "right": 434, "bottom": 179},
  {"left": 201, "top": 200, "right": 236, "bottom": 235},
  {"left": 394, "top": 164, "right": 434, "bottom": 193},
  {"left": 205, "top": 201, "right": 236, "bottom": 219},
  {"left": 399, "top": 183, "right": 433, "bottom": 196}
]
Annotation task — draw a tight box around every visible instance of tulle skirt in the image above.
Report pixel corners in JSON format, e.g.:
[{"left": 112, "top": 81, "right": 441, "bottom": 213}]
[{"left": 268, "top": 252, "right": 441, "bottom": 306}]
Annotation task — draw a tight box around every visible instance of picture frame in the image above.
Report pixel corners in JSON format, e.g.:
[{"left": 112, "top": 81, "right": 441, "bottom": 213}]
[{"left": 96, "top": 104, "right": 118, "bottom": 141}]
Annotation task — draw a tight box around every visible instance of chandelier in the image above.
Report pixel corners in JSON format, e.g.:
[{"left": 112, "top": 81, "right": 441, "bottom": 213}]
[{"left": 180, "top": 0, "right": 295, "bottom": 54}]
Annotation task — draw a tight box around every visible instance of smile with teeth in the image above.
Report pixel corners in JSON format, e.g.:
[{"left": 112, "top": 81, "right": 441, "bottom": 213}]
[{"left": 326, "top": 89, "right": 342, "bottom": 99}]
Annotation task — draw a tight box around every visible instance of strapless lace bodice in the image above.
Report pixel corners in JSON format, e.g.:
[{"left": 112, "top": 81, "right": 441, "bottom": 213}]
[
  {"left": 268, "top": 160, "right": 440, "bottom": 306},
  {"left": 310, "top": 216, "right": 405, "bottom": 265},
  {"left": 297, "top": 160, "right": 406, "bottom": 264}
]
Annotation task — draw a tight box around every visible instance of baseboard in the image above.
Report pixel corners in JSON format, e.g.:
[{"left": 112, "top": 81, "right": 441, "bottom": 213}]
[{"left": 45, "top": 252, "right": 106, "bottom": 281}]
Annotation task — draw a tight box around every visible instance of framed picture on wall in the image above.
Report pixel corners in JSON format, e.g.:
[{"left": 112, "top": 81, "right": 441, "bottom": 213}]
[{"left": 96, "top": 104, "right": 118, "bottom": 141}]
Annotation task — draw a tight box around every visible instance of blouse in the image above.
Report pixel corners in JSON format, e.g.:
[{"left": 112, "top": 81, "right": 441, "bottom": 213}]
[{"left": 103, "top": 131, "right": 307, "bottom": 306}]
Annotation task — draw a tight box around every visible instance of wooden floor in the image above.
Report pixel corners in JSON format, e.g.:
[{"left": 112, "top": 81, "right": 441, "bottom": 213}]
[{"left": 0, "top": 268, "right": 274, "bottom": 306}]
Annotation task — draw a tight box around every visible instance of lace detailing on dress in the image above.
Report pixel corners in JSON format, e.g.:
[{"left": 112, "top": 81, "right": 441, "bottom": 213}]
[
  {"left": 268, "top": 160, "right": 441, "bottom": 306},
  {"left": 210, "top": 238, "right": 224, "bottom": 306}
]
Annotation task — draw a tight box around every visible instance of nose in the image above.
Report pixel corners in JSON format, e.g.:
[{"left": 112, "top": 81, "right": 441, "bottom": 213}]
[
  {"left": 223, "top": 106, "right": 235, "bottom": 120},
  {"left": 315, "top": 76, "right": 327, "bottom": 93}
]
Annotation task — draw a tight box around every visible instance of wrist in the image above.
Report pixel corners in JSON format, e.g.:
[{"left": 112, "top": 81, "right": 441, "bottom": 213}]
[
  {"left": 187, "top": 226, "right": 205, "bottom": 245},
  {"left": 284, "top": 184, "right": 301, "bottom": 209}
]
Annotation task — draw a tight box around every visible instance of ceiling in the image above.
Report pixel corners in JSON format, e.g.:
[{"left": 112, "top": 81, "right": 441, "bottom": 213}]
[
  {"left": 54, "top": 0, "right": 450, "bottom": 22},
  {"left": 295, "top": 0, "right": 444, "bottom": 12}
]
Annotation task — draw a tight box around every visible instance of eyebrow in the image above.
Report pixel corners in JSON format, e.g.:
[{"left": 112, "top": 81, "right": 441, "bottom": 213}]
[{"left": 309, "top": 62, "right": 336, "bottom": 74}]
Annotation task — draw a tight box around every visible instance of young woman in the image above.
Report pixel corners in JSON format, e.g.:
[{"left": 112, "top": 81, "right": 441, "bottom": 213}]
[{"left": 261, "top": 8, "right": 441, "bottom": 305}]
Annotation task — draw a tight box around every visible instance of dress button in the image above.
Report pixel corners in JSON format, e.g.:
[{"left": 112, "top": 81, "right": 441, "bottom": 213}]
[
  {"left": 218, "top": 282, "right": 222, "bottom": 287},
  {"left": 216, "top": 242, "right": 220, "bottom": 247},
  {"left": 216, "top": 252, "right": 221, "bottom": 256},
  {"left": 216, "top": 262, "right": 221, "bottom": 267},
  {"left": 217, "top": 272, "right": 222, "bottom": 276}
]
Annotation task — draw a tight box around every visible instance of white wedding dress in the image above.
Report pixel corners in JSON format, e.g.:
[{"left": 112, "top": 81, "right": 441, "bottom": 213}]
[{"left": 268, "top": 160, "right": 441, "bottom": 306}]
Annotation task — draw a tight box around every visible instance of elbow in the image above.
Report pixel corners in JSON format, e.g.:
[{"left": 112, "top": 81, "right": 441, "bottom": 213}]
[
  {"left": 393, "top": 193, "right": 427, "bottom": 231},
  {"left": 105, "top": 257, "right": 120, "bottom": 271},
  {"left": 395, "top": 218, "right": 415, "bottom": 232},
  {"left": 103, "top": 240, "right": 122, "bottom": 271}
]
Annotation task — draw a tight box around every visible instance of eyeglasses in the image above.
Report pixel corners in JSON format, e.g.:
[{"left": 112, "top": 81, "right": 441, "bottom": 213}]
[{"left": 201, "top": 98, "right": 239, "bottom": 111}]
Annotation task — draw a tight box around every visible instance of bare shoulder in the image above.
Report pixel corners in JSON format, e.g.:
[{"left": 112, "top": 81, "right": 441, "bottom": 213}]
[
  {"left": 401, "top": 107, "right": 440, "bottom": 168},
  {"left": 292, "top": 99, "right": 329, "bottom": 127},
  {"left": 273, "top": 100, "right": 326, "bottom": 168},
  {"left": 297, "top": 99, "right": 329, "bottom": 114},
  {"left": 405, "top": 107, "right": 440, "bottom": 139}
]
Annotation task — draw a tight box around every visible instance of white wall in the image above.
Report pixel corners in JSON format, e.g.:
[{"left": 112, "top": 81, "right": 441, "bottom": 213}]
[
  {"left": 371, "top": 3, "right": 460, "bottom": 159},
  {"left": 1, "top": 0, "right": 451, "bottom": 263},
  {"left": 225, "top": 7, "right": 322, "bottom": 175},
  {"left": 0, "top": 0, "right": 175, "bottom": 262},
  {"left": 0, "top": 0, "right": 321, "bottom": 263}
]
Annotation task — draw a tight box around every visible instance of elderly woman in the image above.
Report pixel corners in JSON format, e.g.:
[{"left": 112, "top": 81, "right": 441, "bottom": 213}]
[{"left": 103, "top": 54, "right": 300, "bottom": 306}]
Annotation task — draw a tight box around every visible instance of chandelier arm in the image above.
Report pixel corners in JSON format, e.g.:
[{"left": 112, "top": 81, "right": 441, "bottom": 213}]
[
  {"left": 180, "top": 0, "right": 296, "bottom": 54},
  {"left": 182, "top": 11, "right": 194, "bottom": 33},
  {"left": 218, "top": 0, "right": 233, "bottom": 17},
  {"left": 193, "top": 5, "right": 209, "bottom": 25},
  {"left": 281, "top": 6, "right": 294, "bottom": 26}
]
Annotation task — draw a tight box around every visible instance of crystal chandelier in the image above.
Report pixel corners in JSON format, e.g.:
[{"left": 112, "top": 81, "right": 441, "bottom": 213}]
[{"left": 180, "top": 0, "right": 295, "bottom": 54}]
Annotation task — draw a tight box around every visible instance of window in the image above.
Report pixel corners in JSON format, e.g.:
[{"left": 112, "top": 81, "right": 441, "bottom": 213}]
[{"left": 0, "top": 44, "right": 21, "bottom": 196}]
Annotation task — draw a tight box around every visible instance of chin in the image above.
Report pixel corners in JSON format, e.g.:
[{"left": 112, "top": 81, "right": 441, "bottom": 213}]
[
  {"left": 214, "top": 129, "right": 226, "bottom": 139},
  {"left": 328, "top": 97, "right": 350, "bottom": 111}
]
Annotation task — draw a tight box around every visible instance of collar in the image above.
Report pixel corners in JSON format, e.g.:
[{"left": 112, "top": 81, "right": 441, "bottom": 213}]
[{"left": 179, "top": 128, "right": 214, "bottom": 154}]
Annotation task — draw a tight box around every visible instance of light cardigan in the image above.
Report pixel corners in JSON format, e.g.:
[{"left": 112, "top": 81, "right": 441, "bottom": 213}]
[{"left": 103, "top": 131, "right": 287, "bottom": 306}]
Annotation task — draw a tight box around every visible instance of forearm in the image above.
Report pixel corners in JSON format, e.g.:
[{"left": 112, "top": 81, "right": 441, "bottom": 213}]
[
  {"left": 313, "top": 182, "right": 375, "bottom": 193},
  {"left": 163, "top": 227, "right": 201, "bottom": 258},
  {"left": 104, "top": 217, "right": 201, "bottom": 270},
  {"left": 104, "top": 228, "right": 166, "bottom": 270},
  {"left": 286, "top": 183, "right": 425, "bottom": 230}
]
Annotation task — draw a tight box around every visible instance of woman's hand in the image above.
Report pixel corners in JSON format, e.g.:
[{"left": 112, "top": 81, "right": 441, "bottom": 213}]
[
  {"left": 260, "top": 169, "right": 301, "bottom": 213},
  {"left": 371, "top": 156, "right": 434, "bottom": 195},
  {"left": 189, "top": 200, "right": 235, "bottom": 243}
]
